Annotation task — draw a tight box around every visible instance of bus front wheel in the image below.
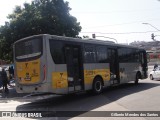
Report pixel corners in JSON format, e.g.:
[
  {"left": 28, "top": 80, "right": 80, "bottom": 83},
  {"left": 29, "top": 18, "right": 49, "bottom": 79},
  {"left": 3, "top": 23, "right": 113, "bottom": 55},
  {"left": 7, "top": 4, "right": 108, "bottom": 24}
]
[
  {"left": 135, "top": 73, "right": 140, "bottom": 85},
  {"left": 92, "top": 77, "right": 103, "bottom": 94}
]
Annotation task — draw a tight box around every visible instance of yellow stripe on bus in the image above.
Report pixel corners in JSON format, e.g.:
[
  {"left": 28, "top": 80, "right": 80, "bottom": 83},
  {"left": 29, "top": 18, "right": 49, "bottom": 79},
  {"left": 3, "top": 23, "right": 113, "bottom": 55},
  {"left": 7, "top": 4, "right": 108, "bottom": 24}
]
[
  {"left": 52, "top": 72, "right": 68, "bottom": 89},
  {"left": 84, "top": 69, "right": 110, "bottom": 84},
  {"left": 52, "top": 68, "right": 110, "bottom": 88}
]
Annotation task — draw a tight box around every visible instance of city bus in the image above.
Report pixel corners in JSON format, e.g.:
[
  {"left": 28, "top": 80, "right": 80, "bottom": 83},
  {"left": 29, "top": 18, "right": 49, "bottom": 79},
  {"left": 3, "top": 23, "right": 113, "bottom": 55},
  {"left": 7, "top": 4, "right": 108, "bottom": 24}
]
[{"left": 14, "top": 34, "right": 148, "bottom": 94}]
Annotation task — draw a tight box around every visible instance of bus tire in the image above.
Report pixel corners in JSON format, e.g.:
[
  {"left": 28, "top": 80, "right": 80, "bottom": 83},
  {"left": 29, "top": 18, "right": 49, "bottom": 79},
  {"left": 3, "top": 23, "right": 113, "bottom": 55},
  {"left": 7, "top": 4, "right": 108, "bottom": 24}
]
[
  {"left": 135, "top": 73, "right": 140, "bottom": 85},
  {"left": 92, "top": 77, "right": 103, "bottom": 94}
]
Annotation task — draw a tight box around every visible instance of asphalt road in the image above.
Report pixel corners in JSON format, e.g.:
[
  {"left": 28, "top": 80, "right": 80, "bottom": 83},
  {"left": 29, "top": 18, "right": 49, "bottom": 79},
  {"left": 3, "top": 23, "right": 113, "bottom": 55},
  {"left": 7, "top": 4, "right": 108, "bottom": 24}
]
[{"left": 0, "top": 66, "right": 160, "bottom": 120}]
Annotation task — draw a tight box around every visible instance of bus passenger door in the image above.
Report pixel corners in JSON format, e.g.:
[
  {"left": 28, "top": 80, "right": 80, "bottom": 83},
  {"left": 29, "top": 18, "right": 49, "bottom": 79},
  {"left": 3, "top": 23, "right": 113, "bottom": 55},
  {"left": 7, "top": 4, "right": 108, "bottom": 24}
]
[
  {"left": 65, "top": 45, "right": 84, "bottom": 93},
  {"left": 108, "top": 48, "right": 120, "bottom": 85}
]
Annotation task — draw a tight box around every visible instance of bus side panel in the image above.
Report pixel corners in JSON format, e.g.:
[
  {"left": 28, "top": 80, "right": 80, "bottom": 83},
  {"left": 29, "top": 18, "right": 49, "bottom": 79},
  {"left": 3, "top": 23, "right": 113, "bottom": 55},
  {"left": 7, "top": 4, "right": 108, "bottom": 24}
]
[
  {"left": 51, "top": 64, "right": 68, "bottom": 94},
  {"left": 84, "top": 63, "right": 110, "bottom": 91},
  {"left": 119, "top": 63, "right": 140, "bottom": 83},
  {"left": 95, "top": 63, "right": 110, "bottom": 86},
  {"left": 46, "top": 37, "right": 68, "bottom": 94}
]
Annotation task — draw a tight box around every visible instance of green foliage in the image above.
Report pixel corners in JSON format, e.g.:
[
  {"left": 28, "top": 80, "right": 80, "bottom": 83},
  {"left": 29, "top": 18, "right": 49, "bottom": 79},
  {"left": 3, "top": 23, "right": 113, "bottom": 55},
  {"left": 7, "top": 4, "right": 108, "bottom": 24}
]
[
  {"left": 0, "top": 0, "right": 82, "bottom": 62},
  {"left": 0, "top": 23, "right": 13, "bottom": 62}
]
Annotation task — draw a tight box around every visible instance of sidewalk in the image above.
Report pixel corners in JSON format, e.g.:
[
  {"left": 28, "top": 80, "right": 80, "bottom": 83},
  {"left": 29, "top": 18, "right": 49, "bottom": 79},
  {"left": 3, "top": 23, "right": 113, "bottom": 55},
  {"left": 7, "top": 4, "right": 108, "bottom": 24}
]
[{"left": 0, "top": 83, "right": 28, "bottom": 99}]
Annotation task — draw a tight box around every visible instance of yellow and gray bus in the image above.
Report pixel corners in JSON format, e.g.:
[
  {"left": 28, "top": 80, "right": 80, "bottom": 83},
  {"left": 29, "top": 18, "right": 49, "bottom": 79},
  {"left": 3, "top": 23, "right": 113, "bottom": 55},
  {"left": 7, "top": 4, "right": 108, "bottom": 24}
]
[{"left": 14, "top": 34, "right": 148, "bottom": 94}]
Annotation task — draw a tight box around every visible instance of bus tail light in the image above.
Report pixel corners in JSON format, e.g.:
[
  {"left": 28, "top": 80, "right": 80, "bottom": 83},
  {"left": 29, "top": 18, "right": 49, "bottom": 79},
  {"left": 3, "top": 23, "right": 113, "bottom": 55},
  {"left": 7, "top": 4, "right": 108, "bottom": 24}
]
[{"left": 43, "top": 65, "right": 46, "bottom": 81}]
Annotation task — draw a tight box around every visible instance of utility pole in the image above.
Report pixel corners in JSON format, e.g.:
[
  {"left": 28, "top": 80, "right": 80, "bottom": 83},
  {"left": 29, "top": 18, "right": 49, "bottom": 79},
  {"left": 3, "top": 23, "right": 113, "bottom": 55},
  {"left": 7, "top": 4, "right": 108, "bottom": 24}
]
[
  {"left": 142, "top": 23, "right": 159, "bottom": 41},
  {"left": 142, "top": 23, "right": 160, "bottom": 31}
]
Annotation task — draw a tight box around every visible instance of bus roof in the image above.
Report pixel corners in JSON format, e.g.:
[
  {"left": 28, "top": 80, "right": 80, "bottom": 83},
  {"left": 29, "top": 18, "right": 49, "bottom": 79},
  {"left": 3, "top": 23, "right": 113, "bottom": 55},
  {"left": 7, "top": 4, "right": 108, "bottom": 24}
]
[{"left": 14, "top": 34, "right": 145, "bottom": 50}]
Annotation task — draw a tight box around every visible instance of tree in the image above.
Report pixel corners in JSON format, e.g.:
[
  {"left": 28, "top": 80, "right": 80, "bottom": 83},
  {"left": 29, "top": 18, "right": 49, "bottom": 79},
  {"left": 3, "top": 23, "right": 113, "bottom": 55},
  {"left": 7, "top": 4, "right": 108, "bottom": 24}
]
[
  {"left": 0, "top": 22, "right": 13, "bottom": 61},
  {"left": 0, "top": 0, "right": 82, "bottom": 61}
]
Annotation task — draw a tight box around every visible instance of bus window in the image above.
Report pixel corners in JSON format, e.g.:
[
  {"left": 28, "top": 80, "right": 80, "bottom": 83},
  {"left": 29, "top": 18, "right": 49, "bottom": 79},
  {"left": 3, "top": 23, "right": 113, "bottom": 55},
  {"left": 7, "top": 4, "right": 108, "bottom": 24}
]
[
  {"left": 96, "top": 46, "right": 107, "bottom": 63},
  {"left": 84, "top": 44, "right": 96, "bottom": 63},
  {"left": 15, "top": 37, "right": 42, "bottom": 60},
  {"left": 49, "top": 40, "right": 65, "bottom": 64},
  {"left": 140, "top": 52, "right": 144, "bottom": 64}
]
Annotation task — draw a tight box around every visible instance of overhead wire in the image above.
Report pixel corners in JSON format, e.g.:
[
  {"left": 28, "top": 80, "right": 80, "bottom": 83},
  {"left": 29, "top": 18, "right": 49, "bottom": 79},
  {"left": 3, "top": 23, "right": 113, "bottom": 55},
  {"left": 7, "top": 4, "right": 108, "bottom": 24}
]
[
  {"left": 81, "top": 30, "right": 160, "bottom": 35},
  {"left": 82, "top": 18, "right": 160, "bottom": 29}
]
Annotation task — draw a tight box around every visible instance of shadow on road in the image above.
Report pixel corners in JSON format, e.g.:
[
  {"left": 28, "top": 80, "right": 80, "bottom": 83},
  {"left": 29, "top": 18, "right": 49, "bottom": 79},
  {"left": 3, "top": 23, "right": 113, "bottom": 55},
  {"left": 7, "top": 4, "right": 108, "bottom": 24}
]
[{"left": 15, "top": 81, "right": 160, "bottom": 118}]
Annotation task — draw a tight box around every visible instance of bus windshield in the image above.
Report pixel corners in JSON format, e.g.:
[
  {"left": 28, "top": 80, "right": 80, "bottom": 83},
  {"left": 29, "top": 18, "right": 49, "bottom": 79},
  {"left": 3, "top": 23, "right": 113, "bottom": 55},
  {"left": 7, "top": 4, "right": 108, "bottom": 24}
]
[{"left": 15, "top": 37, "right": 42, "bottom": 60}]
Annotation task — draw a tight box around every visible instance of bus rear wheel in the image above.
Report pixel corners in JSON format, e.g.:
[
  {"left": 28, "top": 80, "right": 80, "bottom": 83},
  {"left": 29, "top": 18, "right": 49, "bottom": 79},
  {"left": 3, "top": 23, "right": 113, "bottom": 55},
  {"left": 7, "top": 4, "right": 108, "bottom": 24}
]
[{"left": 92, "top": 77, "right": 103, "bottom": 94}]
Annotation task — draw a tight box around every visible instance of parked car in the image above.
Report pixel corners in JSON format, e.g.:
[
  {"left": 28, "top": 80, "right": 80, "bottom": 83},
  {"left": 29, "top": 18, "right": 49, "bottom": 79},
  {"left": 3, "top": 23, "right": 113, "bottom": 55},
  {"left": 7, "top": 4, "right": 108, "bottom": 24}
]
[{"left": 149, "top": 67, "right": 160, "bottom": 80}]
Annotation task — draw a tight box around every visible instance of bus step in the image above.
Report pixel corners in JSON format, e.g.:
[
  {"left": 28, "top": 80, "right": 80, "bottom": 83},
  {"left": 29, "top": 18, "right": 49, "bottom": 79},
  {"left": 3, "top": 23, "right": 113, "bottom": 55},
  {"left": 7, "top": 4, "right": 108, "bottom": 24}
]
[
  {"left": 110, "top": 80, "right": 119, "bottom": 85},
  {"left": 68, "top": 90, "right": 84, "bottom": 94},
  {"left": 23, "top": 92, "right": 54, "bottom": 98}
]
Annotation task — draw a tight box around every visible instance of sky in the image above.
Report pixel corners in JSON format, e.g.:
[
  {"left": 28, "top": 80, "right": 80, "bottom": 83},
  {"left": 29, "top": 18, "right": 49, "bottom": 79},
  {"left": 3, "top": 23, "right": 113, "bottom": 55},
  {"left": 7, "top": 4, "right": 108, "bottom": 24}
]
[{"left": 0, "top": 0, "right": 160, "bottom": 44}]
